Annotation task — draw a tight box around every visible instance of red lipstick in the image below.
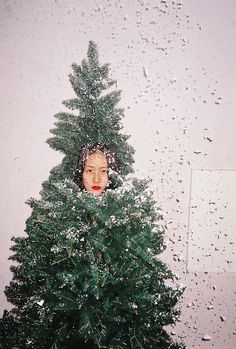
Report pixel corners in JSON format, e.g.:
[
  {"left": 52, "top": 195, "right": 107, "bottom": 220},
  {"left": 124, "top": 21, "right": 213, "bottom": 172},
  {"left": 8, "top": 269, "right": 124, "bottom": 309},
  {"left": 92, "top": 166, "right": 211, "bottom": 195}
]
[{"left": 92, "top": 186, "right": 101, "bottom": 190}]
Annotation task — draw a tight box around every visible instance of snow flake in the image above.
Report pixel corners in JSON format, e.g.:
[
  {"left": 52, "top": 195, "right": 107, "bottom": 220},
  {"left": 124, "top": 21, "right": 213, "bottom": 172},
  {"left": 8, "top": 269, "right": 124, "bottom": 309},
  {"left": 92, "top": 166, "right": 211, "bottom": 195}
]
[
  {"left": 129, "top": 302, "right": 138, "bottom": 309},
  {"left": 51, "top": 246, "right": 61, "bottom": 253},
  {"left": 220, "top": 315, "right": 226, "bottom": 321},
  {"left": 202, "top": 334, "right": 212, "bottom": 341}
]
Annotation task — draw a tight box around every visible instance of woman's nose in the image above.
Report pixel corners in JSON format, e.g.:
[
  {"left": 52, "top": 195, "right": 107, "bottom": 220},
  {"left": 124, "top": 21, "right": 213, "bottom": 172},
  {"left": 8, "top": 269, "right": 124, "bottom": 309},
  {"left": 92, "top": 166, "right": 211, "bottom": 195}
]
[{"left": 93, "top": 172, "right": 100, "bottom": 183}]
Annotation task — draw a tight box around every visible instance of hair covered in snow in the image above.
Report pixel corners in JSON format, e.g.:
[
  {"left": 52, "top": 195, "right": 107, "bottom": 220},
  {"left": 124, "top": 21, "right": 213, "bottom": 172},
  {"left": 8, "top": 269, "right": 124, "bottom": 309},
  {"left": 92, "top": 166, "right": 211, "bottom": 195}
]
[{"left": 73, "top": 141, "right": 120, "bottom": 191}]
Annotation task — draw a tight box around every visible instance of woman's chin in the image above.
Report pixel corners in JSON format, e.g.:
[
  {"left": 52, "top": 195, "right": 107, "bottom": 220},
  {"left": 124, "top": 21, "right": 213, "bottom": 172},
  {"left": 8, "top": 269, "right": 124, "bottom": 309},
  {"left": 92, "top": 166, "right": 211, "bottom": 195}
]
[
  {"left": 90, "top": 189, "right": 103, "bottom": 196},
  {"left": 93, "top": 191, "right": 101, "bottom": 196}
]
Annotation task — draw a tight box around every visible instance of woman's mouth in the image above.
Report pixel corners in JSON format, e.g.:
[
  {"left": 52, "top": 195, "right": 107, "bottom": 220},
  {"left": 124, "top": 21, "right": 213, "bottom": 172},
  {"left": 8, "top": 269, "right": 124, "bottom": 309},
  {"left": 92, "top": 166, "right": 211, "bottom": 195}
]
[{"left": 92, "top": 186, "right": 102, "bottom": 190}]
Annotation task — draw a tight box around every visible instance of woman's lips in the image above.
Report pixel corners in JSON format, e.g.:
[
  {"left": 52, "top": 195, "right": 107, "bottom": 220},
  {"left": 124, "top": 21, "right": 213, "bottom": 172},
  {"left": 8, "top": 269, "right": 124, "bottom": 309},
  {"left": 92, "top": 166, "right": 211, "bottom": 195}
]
[{"left": 92, "top": 186, "right": 102, "bottom": 190}]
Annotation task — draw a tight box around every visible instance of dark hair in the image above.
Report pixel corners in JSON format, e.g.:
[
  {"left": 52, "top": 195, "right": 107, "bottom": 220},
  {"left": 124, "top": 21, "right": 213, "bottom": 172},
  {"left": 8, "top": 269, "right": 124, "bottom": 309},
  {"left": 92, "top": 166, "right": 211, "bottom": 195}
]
[{"left": 73, "top": 141, "right": 119, "bottom": 191}]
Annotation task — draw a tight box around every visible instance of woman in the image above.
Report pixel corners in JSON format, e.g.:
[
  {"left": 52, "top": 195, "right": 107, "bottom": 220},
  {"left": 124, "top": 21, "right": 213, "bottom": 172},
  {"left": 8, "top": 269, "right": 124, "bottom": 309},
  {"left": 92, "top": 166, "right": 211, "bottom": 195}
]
[{"left": 73, "top": 141, "right": 120, "bottom": 196}]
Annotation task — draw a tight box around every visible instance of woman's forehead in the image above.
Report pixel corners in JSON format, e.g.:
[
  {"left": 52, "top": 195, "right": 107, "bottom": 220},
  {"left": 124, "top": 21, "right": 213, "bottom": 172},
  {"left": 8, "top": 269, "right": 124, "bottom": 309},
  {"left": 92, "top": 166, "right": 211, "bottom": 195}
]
[{"left": 85, "top": 150, "right": 108, "bottom": 164}]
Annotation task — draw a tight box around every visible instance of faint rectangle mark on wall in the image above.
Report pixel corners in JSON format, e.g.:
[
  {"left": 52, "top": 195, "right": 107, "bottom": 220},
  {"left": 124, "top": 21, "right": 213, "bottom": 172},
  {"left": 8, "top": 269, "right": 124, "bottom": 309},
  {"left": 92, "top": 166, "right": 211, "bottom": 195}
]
[{"left": 186, "top": 169, "right": 236, "bottom": 272}]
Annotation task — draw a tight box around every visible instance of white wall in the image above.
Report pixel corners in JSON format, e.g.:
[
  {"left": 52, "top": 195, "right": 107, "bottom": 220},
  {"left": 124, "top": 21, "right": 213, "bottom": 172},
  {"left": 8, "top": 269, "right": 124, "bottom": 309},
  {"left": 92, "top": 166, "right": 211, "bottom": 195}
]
[{"left": 0, "top": 1, "right": 235, "bottom": 348}]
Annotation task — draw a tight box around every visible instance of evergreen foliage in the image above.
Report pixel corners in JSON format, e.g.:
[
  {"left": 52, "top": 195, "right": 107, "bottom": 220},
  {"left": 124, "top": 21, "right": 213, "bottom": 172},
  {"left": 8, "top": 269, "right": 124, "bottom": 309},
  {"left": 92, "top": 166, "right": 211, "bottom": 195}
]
[
  {"left": 0, "top": 41, "right": 186, "bottom": 349},
  {"left": 46, "top": 40, "right": 135, "bottom": 183}
]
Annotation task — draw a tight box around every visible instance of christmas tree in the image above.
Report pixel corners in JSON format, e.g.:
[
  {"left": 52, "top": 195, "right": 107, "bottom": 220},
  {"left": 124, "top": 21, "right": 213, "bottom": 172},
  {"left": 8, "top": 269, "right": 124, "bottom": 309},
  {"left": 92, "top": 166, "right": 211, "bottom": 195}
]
[{"left": 0, "top": 41, "right": 186, "bottom": 349}]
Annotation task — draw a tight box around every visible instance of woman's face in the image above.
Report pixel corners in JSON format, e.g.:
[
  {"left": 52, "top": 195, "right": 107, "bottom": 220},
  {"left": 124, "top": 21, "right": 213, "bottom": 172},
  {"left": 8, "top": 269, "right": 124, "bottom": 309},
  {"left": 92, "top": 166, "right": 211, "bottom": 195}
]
[{"left": 82, "top": 150, "right": 109, "bottom": 196}]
